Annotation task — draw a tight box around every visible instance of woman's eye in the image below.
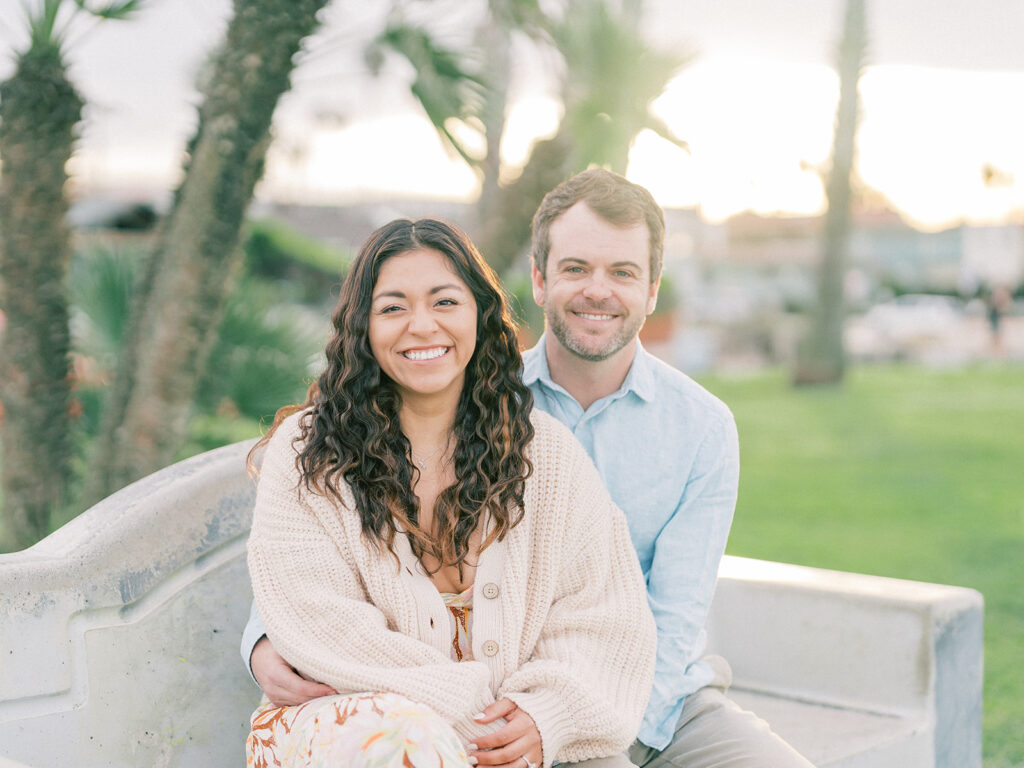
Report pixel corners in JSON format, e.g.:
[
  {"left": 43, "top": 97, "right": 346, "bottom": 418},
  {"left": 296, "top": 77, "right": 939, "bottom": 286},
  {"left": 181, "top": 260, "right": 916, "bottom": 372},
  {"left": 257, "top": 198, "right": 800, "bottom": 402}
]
[
  {"left": 436, "top": 298, "right": 458, "bottom": 307},
  {"left": 380, "top": 305, "right": 403, "bottom": 314}
]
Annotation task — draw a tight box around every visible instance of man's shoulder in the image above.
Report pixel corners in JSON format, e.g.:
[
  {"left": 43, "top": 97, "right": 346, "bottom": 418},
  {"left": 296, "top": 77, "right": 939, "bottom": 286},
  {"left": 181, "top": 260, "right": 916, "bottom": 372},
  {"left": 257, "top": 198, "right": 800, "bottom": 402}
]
[
  {"left": 528, "top": 407, "right": 577, "bottom": 446},
  {"left": 639, "top": 349, "right": 735, "bottom": 427}
]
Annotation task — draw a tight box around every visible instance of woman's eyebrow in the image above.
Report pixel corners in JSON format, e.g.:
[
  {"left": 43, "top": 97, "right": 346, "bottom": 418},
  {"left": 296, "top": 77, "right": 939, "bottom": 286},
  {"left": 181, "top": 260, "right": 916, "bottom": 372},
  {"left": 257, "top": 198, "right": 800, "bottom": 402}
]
[
  {"left": 373, "top": 284, "right": 466, "bottom": 301},
  {"left": 429, "top": 283, "right": 466, "bottom": 294}
]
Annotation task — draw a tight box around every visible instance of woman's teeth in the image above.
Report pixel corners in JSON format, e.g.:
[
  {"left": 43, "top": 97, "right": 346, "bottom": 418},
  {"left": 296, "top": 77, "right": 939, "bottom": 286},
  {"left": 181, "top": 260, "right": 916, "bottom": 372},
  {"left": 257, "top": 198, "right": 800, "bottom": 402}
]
[{"left": 403, "top": 347, "right": 448, "bottom": 361}]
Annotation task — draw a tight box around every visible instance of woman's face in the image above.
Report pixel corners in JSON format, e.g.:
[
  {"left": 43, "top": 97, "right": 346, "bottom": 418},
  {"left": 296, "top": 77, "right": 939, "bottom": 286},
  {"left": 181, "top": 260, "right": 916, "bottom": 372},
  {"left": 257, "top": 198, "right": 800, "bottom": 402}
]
[{"left": 368, "top": 248, "right": 478, "bottom": 405}]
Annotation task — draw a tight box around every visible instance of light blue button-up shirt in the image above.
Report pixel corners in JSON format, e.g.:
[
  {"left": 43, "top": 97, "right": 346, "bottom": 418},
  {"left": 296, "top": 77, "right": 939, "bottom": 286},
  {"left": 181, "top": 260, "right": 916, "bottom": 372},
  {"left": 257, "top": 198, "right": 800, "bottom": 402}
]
[
  {"left": 522, "top": 338, "right": 739, "bottom": 750},
  {"left": 241, "top": 336, "right": 739, "bottom": 751}
]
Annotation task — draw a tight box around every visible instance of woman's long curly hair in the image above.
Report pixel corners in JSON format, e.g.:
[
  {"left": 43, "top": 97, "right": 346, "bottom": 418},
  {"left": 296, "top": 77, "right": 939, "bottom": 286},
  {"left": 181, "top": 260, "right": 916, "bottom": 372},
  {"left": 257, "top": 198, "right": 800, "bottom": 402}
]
[{"left": 254, "top": 218, "right": 534, "bottom": 572}]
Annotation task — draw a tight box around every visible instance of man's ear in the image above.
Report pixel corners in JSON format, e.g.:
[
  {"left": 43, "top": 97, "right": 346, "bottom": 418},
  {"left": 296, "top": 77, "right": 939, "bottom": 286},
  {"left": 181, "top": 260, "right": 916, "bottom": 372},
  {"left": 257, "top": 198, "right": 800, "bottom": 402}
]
[
  {"left": 646, "top": 276, "right": 661, "bottom": 315},
  {"left": 531, "top": 261, "right": 546, "bottom": 307}
]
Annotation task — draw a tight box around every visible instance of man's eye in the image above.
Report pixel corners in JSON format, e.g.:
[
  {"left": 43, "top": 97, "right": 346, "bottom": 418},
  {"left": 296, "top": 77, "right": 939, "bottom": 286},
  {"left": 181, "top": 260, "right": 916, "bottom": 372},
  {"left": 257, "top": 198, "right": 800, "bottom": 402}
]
[
  {"left": 566, "top": 266, "right": 584, "bottom": 274},
  {"left": 615, "top": 270, "right": 634, "bottom": 279}
]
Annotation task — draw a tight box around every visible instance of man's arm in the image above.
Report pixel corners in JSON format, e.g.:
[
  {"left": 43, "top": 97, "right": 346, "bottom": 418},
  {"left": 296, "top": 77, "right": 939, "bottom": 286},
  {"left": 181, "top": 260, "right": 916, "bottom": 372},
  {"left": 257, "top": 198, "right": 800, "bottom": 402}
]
[
  {"left": 638, "top": 412, "right": 740, "bottom": 750},
  {"left": 241, "top": 598, "right": 336, "bottom": 706}
]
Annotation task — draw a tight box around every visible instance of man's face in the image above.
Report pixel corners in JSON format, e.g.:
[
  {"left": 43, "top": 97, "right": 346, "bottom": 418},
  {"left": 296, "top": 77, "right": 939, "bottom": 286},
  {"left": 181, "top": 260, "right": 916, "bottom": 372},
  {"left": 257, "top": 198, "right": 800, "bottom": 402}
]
[{"left": 532, "top": 202, "right": 659, "bottom": 362}]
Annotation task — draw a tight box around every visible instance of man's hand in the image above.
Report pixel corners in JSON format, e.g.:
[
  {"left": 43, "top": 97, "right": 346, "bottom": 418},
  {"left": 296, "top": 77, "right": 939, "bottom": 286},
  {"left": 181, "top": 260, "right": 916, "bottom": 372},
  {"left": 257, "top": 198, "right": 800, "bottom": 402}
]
[
  {"left": 470, "top": 698, "right": 543, "bottom": 768},
  {"left": 250, "top": 636, "right": 337, "bottom": 706}
]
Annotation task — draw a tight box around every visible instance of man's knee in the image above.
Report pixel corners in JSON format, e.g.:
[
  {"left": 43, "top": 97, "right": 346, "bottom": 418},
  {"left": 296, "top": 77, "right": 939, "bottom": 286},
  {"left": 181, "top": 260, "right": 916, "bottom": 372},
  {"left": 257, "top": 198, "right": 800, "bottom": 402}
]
[
  {"left": 638, "top": 688, "right": 814, "bottom": 768},
  {"left": 560, "top": 753, "right": 637, "bottom": 768}
]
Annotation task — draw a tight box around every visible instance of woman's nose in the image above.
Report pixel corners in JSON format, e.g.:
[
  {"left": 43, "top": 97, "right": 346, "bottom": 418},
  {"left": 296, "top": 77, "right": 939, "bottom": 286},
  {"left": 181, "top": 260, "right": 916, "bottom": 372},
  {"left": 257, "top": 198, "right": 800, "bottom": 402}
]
[{"left": 408, "top": 306, "right": 439, "bottom": 334}]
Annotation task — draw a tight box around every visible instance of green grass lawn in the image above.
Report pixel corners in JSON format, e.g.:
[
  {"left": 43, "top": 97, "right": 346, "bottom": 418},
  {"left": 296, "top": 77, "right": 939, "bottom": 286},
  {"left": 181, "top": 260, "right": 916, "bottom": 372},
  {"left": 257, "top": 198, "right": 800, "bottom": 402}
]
[{"left": 702, "top": 363, "right": 1024, "bottom": 767}]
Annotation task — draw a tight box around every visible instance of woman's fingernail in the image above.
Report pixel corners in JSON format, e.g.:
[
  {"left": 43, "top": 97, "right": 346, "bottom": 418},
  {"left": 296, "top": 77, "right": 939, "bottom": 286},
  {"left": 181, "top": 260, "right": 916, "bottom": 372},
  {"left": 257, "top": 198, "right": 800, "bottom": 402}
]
[
  {"left": 468, "top": 757, "right": 478, "bottom": 766},
  {"left": 473, "top": 712, "right": 487, "bottom": 719},
  {"left": 468, "top": 744, "right": 478, "bottom": 751}
]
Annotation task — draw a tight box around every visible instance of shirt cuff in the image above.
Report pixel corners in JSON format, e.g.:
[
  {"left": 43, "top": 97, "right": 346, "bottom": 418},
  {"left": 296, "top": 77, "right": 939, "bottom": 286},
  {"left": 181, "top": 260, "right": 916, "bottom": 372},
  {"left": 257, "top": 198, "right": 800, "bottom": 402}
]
[{"left": 240, "top": 599, "right": 267, "bottom": 685}]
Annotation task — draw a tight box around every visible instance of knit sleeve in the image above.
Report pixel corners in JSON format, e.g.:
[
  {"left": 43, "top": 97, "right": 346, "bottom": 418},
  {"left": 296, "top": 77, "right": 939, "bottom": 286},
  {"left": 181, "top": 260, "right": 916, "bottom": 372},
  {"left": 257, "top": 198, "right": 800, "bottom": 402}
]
[
  {"left": 498, "top": 425, "right": 657, "bottom": 766},
  {"left": 246, "top": 420, "right": 498, "bottom": 743}
]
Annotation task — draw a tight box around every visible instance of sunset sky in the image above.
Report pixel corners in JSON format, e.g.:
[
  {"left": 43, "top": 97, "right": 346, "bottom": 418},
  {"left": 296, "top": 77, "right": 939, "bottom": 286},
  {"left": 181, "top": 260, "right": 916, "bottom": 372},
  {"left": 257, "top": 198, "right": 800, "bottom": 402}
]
[{"left": 2, "top": 0, "right": 1023, "bottom": 231}]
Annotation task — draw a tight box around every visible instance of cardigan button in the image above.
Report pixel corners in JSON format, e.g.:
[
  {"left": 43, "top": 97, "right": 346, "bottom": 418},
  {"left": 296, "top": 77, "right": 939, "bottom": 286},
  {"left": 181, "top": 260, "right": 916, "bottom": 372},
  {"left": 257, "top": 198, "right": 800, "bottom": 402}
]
[
  {"left": 482, "top": 640, "right": 499, "bottom": 657},
  {"left": 482, "top": 582, "right": 500, "bottom": 599}
]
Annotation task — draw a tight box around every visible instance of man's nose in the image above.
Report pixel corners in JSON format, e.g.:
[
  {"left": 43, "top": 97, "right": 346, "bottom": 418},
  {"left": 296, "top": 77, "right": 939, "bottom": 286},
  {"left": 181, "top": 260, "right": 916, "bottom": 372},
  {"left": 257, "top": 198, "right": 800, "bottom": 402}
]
[{"left": 581, "top": 273, "right": 613, "bottom": 300}]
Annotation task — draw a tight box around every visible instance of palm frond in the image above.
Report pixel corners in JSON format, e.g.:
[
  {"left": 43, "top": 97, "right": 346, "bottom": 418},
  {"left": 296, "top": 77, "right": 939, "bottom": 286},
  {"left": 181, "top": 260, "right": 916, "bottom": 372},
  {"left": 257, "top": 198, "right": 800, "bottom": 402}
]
[
  {"left": 366, "top": 19, "right": 486, "bottom": 166},
  {"left": 642, "top": 112, "right": 690, "bottom": 154},
  {"left": 25, "top": 0, "right": 66, "bottom": 52},
  {"left": 552, "top": 0, "right": 691, "bottom": 171},
  {"left": 71, "top": 0, "right": 143, "bottom": 20}
]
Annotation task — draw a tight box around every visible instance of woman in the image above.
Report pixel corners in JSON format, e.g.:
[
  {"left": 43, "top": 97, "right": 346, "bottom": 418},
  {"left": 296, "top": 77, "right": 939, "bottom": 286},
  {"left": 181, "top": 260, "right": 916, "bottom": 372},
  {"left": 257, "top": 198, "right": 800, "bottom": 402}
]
[{"left": 247, "top": 218, "right": 655, "bottom": 768}]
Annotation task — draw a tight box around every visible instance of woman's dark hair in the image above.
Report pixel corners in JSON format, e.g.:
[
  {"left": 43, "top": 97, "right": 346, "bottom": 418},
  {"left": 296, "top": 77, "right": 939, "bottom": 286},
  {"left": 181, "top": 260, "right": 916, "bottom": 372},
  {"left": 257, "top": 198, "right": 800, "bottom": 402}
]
[{"left": 252, "top": 218, "right": 534, "bottom": 572}]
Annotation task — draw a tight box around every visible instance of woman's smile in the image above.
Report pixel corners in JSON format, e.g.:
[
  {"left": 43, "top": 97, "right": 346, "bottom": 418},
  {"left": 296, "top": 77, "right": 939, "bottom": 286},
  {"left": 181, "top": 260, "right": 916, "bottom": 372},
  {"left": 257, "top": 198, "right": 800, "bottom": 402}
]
[{"left": 402, "top": 346, "right": 451, "bottom": 361}]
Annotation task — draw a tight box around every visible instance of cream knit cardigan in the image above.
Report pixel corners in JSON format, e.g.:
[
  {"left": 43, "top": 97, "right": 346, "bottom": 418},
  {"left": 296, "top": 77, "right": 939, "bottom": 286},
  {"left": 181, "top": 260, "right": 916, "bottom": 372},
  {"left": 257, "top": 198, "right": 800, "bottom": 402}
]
[{"left": 248, "top": 409, "right": 656, "bottom": 766}]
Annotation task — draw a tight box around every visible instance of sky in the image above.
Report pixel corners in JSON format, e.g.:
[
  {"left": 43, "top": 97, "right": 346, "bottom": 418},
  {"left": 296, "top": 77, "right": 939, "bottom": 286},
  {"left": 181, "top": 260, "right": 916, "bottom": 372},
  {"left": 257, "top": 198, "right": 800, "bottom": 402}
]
[{"left": 2, "top": 0, "right": 1024, "bottom": 230}]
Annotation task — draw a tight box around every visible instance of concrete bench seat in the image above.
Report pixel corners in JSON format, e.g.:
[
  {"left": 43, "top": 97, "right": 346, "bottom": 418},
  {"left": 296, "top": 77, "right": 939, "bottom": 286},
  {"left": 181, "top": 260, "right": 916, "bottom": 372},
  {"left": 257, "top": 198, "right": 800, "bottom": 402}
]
[{"left": 0, "top": 442, "right": 983, "bottom": 767}]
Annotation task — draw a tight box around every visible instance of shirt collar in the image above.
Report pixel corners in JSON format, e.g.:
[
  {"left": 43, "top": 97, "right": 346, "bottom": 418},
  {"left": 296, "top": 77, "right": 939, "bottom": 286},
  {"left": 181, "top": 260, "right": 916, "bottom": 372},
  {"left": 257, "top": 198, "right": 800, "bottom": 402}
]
[{"left": 522, "top": 334, "right": 657, "bottom": 403}]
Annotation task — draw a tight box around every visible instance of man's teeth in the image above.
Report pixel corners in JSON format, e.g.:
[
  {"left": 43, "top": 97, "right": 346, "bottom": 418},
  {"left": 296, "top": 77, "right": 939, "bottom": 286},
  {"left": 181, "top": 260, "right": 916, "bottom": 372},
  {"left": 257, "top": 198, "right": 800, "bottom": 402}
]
[
  {"left": 404, "top": 347, "right": 447, "bottom": 361},
  {"left": 576, "top": 312, "right": 614, "bottom": 320}
]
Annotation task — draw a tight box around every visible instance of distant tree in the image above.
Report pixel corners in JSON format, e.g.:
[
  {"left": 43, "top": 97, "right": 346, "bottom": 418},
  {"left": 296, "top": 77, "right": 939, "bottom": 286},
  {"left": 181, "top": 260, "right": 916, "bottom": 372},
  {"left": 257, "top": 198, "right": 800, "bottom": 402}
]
[
  {"left": 0, "top": 0, "right": 139, "bottom": 552},
  {"left": 793, "top": 0, "right": 867, "bottom": 385},
  {"left": 86, "top": 0, "right": 329, "bottom": 502}
]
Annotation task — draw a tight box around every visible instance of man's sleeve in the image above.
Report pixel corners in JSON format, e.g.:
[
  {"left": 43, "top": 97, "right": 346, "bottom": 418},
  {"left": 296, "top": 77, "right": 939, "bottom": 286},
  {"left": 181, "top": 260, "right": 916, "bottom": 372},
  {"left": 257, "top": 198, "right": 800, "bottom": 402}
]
[
  {"left": 239, "top": 598, "right": 267, "bottom": 684},
  {"left": 638, "top": 411, "right": 740, "bottom": 750}
]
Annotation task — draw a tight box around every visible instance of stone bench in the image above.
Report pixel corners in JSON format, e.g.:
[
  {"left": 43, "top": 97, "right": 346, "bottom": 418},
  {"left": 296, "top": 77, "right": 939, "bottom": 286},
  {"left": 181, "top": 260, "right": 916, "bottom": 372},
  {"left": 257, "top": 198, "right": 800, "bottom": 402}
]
[{"left": 0, "top": 442, "right": 983, "bottom": 767}]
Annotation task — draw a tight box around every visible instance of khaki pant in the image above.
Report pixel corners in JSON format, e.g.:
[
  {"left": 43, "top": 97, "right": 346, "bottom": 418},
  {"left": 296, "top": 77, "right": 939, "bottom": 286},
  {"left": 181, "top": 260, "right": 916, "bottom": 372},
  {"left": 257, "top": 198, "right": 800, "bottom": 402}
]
[{"left": 567, "top": 658, "right": 814, "bottom": 768}]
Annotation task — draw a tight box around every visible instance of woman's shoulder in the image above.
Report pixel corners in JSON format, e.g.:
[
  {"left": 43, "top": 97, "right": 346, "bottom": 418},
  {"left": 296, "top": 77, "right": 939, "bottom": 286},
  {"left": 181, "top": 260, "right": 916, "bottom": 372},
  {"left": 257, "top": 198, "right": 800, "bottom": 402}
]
[
  {"left": 526, "top": 409, "right": 598, "bottom": 484},
  {"left": 527, "top": 408, "right": 577, "bottom": 450},
  {"left": 255, "top": 407, "right": 313, "bottom": 476}
]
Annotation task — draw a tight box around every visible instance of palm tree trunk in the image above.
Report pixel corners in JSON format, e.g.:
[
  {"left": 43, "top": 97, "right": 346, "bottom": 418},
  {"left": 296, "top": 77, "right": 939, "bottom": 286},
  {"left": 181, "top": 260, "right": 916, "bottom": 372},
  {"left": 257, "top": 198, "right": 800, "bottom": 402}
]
[
  {"left": 0, "top": 46, "right": 83, "bottom": 550},
  {"left": 479, "top": 131, "right": 574, "bottom": 275},
  {"left": 86, "top": 0, "right": 328, "bottom": 500},
  {"left": 793, "top": 0, "right": 867, "bottom": 385},
  {"left": 474, "top": 18, "right": 512, "bottom": 246}
]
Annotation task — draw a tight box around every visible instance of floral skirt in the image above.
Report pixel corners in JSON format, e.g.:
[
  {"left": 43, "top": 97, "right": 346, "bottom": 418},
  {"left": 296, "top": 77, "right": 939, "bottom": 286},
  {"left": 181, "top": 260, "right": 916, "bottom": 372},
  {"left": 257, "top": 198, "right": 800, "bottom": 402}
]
[{"left": 247, "top": 692, "right": 471, "bottom": 768}]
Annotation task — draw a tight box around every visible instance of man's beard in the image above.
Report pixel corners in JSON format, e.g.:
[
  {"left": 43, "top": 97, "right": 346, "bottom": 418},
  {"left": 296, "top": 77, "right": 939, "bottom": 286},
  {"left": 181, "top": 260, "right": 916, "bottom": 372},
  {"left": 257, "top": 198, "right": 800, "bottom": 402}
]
[{"left": 546, "top": 304, "right": 645, "bottom": 362}]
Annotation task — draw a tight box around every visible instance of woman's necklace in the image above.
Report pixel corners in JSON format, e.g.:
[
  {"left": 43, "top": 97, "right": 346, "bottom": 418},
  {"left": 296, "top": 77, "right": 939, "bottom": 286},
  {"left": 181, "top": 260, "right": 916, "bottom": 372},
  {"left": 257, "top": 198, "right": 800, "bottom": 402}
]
[{"left": 412, "top": 438, "right": 449, "bottom": 469}]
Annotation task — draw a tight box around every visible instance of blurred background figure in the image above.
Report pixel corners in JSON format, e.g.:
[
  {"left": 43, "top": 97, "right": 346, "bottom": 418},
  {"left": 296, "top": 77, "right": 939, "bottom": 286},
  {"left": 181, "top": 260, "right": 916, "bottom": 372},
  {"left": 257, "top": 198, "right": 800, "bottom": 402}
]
[{"left": 984, "top": 285, "right": 1013, "bottom": 358}]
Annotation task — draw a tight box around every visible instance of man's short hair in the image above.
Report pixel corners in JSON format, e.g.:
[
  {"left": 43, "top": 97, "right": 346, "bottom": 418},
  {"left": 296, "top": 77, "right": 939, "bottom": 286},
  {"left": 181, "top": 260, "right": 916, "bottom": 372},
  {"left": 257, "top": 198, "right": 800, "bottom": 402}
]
[{"left": 531, "top": 169, "right": 665, "bottom": 282}]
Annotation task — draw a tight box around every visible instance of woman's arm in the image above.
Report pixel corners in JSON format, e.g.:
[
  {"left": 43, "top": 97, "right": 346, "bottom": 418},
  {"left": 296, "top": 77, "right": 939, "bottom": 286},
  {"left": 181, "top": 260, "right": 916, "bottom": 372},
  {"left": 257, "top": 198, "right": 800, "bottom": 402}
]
[{"left": 247, "top": 421, "right": 498, "bottom": 743}]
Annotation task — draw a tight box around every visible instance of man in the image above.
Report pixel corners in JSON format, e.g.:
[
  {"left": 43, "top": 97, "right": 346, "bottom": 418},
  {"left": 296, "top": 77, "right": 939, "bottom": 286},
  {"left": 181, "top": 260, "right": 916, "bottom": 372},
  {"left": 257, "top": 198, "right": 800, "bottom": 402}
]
[{"left": 241, "top": 169, "right": 812, "bottom": 767}]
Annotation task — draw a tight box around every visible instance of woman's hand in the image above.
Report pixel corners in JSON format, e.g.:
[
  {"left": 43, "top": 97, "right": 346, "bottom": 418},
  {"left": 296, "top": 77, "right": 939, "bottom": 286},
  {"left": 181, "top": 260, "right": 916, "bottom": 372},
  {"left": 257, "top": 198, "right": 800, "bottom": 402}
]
[
  {"left": 250, "top": 636, "right": 337, "bottom": 706},
  {"left": 470, "top": 698, "right": 543, "bottom": 768}
]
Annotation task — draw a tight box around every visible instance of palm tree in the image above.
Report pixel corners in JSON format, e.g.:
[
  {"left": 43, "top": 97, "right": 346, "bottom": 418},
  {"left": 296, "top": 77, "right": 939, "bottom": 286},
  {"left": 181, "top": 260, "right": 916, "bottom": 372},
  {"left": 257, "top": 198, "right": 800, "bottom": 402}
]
[
  {"left": 793, "top": 0, "right": 867, "bottom": 385},
  {"left": 0, "top": 0, "right": 139, "bottom": 552},
  {"left": 87, "top": 0, "right": 329, "bottom": 501},
  {"left": 365, "top": 0, "right": 546, "bottom": 249},
  {"left": 479, "top": 0, "right": 689, "bottom": 273},
  {"left": 369, "top": 0, "right": 687, "bottom": 275}
]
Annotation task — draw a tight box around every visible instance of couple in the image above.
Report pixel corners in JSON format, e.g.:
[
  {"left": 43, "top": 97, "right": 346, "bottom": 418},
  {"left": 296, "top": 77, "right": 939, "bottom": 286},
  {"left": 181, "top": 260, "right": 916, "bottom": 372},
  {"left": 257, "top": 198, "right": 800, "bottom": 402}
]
[{"left": 244, "top": 170, "right": 813, "bottom": 768}]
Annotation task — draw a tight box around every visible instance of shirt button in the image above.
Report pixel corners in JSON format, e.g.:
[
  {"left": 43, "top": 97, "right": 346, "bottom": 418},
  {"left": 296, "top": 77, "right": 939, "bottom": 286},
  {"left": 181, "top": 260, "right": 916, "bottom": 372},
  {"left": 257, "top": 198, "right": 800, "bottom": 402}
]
[
  {"left": 482, "top": 640, "right": 499, "bottom": 657},
  {"left": 482, "top": 582, "right": 500, "bottom": 599}
]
